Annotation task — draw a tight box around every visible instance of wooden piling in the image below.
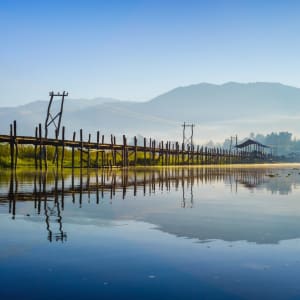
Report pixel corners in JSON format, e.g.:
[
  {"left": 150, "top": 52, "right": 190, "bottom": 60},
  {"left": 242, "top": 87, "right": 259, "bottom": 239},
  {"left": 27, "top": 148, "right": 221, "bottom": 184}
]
[
  {"left": 72, "top": 131, "right": 76, "bottom": 168},
  {"left": 152, "top": 140, "right": 156, "bottom": 164},
  {"left": 13, "top": 121, "right": 18, "bottom": 169},
  {"left": 96, "top": 131, "right": 100, "bottom": 167},
  {"left": 9, "top": 124, "right": 14, "bottom": 170},
  {"left": 39, "top": 123, "right": 43, "bottom": 170},
  {"left": 61, "top": 126, "right": 65, "bottom": 169},
  {"left": 134, "top": 136, "right": 137, "bottom": 166},
  {"left": 143, "top": 137, "right": 146, "bottom": 165},
  {"left": 101, "top": 135, "right": 104, "bottom": 168},
  {"left": 87, "top": 133, "right": 91, "bottom": 168},
  {"left": 80, "top": 129, "right": 83, "bottom": 169},
  {"left": 113, "top": 136, "right": 117, "bottom": 166}
]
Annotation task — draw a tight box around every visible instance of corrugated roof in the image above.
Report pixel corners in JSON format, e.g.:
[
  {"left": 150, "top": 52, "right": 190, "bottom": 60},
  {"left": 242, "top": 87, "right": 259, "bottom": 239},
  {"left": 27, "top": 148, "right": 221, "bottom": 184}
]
[{"left": 235, "top": 139, "right": 270, "bottom": 149}]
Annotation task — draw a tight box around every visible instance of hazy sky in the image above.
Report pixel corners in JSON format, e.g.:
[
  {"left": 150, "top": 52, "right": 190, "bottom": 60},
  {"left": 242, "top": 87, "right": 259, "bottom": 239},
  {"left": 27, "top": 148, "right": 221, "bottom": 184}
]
[{"left": 1, "top": 0, "right": 300, "bottom": 106}]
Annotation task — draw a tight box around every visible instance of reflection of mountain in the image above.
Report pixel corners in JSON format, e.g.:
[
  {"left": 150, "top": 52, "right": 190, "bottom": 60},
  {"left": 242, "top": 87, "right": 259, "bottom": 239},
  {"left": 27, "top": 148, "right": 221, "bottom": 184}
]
[
  {"left": 1, "top": 166, "right": 300, "bottom": 244},
  {"left": 145, "top": 211, "right": 300, "bottom": 245}
]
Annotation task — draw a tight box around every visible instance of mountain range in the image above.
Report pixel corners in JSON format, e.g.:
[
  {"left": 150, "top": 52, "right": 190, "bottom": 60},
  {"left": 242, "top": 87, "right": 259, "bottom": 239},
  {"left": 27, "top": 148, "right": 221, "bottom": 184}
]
[{"left": 1, "top": 82, "right": 300, "bottom": 144}]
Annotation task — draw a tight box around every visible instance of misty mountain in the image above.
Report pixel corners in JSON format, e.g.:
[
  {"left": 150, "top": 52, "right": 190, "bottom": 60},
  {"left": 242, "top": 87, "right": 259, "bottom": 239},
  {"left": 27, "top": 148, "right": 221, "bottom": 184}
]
[{"left": 1, "top": 82, "right": 300, "bottom": 143}]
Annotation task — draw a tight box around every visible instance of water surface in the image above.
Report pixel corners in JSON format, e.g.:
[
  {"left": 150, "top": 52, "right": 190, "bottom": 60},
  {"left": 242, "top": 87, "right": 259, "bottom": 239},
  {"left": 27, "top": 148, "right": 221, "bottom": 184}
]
[{"left": 1, "top": 166, "right": 300, "bottom": 299}]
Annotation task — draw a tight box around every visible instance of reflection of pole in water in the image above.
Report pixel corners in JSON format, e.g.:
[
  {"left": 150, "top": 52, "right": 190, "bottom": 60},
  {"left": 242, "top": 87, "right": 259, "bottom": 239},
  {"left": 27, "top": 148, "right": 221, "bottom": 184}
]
[
  {"left": 8, "top": 171, "right": 15, "bottom": 219},
  {"left": 181, "top": 169, "right": 194, "bottom": 208},
  {"left": 134, "top": 170, "right": 137, "bottom": 197},
  {"left": 79, "top": 169, "right": 83, "bottom": 208},
  {"left": 87, "top": 170, "right": 91, "bottom": 203},
  {"left": 96, "top": 170, "right": 99, "bottom": 204},
  {"left": 44, "top": 172, "right": 67, "bottom": 243},
  {"left": 72, "top": 169, "right": 75, "bottom": 204}
]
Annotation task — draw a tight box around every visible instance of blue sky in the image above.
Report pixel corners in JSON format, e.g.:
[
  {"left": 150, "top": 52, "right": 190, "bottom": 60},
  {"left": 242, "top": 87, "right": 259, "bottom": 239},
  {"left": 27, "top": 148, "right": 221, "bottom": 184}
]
[{"left": 1, "top": 0, "right": 300, "bottom": 106}]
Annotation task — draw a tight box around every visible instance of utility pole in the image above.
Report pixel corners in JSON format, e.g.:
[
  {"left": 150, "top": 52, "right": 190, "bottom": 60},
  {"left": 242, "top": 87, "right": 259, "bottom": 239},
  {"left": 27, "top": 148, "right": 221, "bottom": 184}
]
[
  {"left": 182, "top": 122, "right": 195, "bottom": 148},
  {"left": 44, "top": 91, "right": 68, "bottom": 169}
]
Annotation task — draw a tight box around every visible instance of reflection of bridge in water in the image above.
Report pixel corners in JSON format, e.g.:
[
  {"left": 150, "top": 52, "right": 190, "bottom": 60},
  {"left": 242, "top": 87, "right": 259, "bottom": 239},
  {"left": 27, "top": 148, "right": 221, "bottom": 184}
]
[{"left": 0, "top": 167, "right": 284, "bottom": 242}]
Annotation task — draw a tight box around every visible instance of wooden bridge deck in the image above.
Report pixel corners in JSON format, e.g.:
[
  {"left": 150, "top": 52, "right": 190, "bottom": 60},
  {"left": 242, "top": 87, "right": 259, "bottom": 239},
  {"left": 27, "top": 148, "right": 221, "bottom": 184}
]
[{"left": 0, "top": 120, "right": 272, "bottom": 169}]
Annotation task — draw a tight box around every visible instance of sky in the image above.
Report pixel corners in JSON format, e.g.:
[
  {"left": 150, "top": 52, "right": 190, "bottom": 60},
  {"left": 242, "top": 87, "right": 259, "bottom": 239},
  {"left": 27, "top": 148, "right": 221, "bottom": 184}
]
[{"left": 1, "top": 0, "right": 300, "bottom": 106}]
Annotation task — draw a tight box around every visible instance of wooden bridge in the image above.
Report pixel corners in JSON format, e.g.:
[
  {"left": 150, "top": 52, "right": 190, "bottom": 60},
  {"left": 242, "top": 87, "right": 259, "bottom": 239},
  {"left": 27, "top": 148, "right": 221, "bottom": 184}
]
[{"left": 1, "top": 120, "right": 272, "bottom": 170}]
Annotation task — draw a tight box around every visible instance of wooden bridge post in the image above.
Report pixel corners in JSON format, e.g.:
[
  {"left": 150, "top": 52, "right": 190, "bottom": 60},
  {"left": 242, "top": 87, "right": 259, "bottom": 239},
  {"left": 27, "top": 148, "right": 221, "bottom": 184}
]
[
  {"left": 169, "top": 143, "right": 171, "bottom": 165},
  {"left": 41, "top": 125, "right": 47, "bottom": 170},
  {"left": 200, "top": 146, "right": 203, "bottom": 164},
  {"left": 164, "top": 142, "right": 167, "bottom": 165},
  {"left": 54, "top": 129, "right": 59, "bottom": 169},
  {"left": 39, "top": 123, "right": 43, "bottom": 170},
  {"left": 110, "top": 134, "right": 114, "bottom": 167},
  {"left": 101, "top": 135, "right": 105, "bottom": 168},
  {"left": 177, "top": 142, "right": 180, "bottom": 165},
  {"left": 87, "top": 133, "right": 91, "bottom": 168},
  {"left": 160, "top": 141, "right": 164, "bottom": 166},
  {"left": 174, "top": 142, "right": 176, "bottom": 165},
  {"left": 61, "top": 126, "right": 65, "bottom": 169},
  {"left": 35, "top": 127, "right": 38, "bottom": 169},
  {"left": 152, "top": 140, "right": 156, "bottom": 165},
  {"left": 9, "top": 123, "right": 14, "bottom": 170},
  {"left": 149, "top": 138, "right": 152, "bottom": 165},
  {"left": 176, "top": 142, "right": 179, "bottom": 165},
  {"left": 122, "top": 135, "right": 126, "bottom": 167},
  {"left": 126, "top": 136, "right": 129, "bottom": 167},
  {"left": 80, "top": 129, "right": 83, "bottom": 169},
  {"left": 96, "top": 131, "right": 100, "bottom": 167},
  {"left": 172, "top": 143, "right": 175, "bottom": 165},
  {"left": 134, "top": 136, "right": 137, "bottom": 166},
  {"left": 161, "top": 142, "right": 164, "bottom": 165},
  {"left": 143, "top": 137, "right": 146, "bottom": 165},
  {"left": 168, "top": 142, "right": 171, "bottom": 165},
  {"left": 13, "top": 120, "right": 18, "bottom": 169},
  {"left": 72, "top": 132, "right": 76, "bottom": 168},
  {"left": 113, "top": 136, "right": 117, "bottom": 166},
  {"left": 221, "top": 148, "right": 225, "bottom": 164}
]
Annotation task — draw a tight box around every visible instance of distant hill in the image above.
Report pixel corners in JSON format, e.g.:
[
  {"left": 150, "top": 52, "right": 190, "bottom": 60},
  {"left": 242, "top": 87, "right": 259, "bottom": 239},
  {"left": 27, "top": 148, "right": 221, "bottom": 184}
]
[{"left": 1, "top": 82, "right": 300, "bottom": 143}]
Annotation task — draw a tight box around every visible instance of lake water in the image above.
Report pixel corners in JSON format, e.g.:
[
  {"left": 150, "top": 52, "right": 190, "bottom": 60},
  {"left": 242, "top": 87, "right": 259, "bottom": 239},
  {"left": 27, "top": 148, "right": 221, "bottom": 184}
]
[{"left": 1, "top": 165, "right": 300, "bottom": 300}]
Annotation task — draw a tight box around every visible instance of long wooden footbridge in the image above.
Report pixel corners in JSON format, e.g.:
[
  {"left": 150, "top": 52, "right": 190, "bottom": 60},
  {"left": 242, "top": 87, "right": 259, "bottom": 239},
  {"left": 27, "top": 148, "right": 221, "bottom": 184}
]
[{"left": 0, "top": 119, "right": 272, "bottom": 170}]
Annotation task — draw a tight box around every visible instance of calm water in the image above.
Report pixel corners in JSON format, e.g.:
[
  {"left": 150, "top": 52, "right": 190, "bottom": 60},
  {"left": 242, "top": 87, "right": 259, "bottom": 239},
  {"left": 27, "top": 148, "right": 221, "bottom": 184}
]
[{"left": 1, "top": 166, "right": 300, "bottom": 300}]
